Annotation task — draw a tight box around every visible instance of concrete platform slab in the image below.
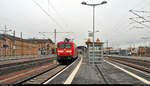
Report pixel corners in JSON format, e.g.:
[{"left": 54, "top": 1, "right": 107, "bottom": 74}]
[{"left": 71, "top": 55, "right": 146, "bottom": 84}]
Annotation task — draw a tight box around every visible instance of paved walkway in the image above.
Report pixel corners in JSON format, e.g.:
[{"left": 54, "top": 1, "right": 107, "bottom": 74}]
[
  {"left": 72, "top": 56, "right": 104, "bottom": 84},
  {"left": 71, "top": 55, "right": 144, "bottom": 84}
]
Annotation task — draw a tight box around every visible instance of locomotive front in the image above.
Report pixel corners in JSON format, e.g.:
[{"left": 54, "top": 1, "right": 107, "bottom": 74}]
[{"left": 56, "top": 41, "right": 77, "bottom": 64}]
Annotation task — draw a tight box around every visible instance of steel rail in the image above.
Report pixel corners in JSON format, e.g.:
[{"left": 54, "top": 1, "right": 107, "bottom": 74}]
[
  {"left": 105, "top": 56, "right": 150, "bottom": 73},
  {"left": 14, "top": 64, "right": 61, "bottom": 84},
  {"left": 95, "top": 65, "right": 108, "bottom": 84}
]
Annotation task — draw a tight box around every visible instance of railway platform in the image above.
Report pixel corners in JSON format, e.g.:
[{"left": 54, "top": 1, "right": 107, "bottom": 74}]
[
  {"left": 0, "top": 54, "right": 150, "bottom": 84},
  {"left": 71, "top": 56, "right": 104, "bottom": 84},
  {"left": 43, "top": 54, "right": 150, "bottom": 84},
  {"left": 69, "top": 55, "right": 149, "bottom": 84}
]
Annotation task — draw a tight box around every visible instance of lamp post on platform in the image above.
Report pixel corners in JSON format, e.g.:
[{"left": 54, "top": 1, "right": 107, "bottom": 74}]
[{"left": 81, "top": 1, "right": 107, "bottom": 64}]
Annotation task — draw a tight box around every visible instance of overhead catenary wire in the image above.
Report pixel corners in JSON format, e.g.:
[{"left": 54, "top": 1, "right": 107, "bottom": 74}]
[
  {"left": 113, "top": 0, "right": 150, "bottom": 32},
  {"left": 126, "top": 0, "right": 150, "bottom": 30},
  {"left": 48, "top": 0, "right": 68, "bottom": 30},
  {"left": 129, "top": 9, "right": 150, "bottom": 31},
  {"left": 109, "top": 2, "right": 139, "bottom": 37},
  {"left": 129, "top": 10, "right": 150, "bottom": 23},
  {"left": 120, "top": 0, "right": 150, "bottom": 47},
  {"left": 48, "top": 0, "right": 57, "bottom": 13},
  {"left": 129, "top": 18, "right": 150, "bottom": 28},
  {"left": 132, "top": 10, "right": 150, "bottom": 13},
  {"left": 32, "top": 0, "right": 64, "bottom": 30},
  {"left": 130, "top": 20, "right": 150, "bottom": 25},
  {"left": 131, "top": 16, "right": 150, "bottom": 19},
  {"left": 48, "top": 0, "right": 50, "bottom": 12},
  {"left": 124, "top": 0, "right": 150, "bottom": 31}
]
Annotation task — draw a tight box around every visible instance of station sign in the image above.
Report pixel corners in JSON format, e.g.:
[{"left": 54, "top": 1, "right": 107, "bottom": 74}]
[
  {"left": 88, "top": 32, "right": 93, "bottom": 37},
  {"left": 3, "top": 44, "right": 8, "bottom": 48},
  {"left": 38, "top": 48, "right": 41, "bottom": 51}
]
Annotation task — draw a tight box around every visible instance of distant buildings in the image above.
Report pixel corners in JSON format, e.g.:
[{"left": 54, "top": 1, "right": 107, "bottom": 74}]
[
  {"left": 138, "top": 46, "right": 150, "bottom": 57},
  {"left": 0, "top": 34, "right": 55, "bottom": 57},
  {"left": 77, "top": 46, "right": 87, "bottom": 55},
  {"left": 103, "top": 46, "right": 150, "bottom": 57}
]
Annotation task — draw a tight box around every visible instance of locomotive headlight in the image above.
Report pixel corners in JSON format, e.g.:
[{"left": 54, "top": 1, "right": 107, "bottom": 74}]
[
  {"left": 58, "top": 50, "right": 64, "bottom": 52},
  {"left": 66, "top": 50, "right": 72, "bottom": 53}
]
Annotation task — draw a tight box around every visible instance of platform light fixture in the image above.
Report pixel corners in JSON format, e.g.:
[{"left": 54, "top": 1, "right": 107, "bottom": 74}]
[{"left": 81, "top": 1, "right": 107, "bottom": 65}]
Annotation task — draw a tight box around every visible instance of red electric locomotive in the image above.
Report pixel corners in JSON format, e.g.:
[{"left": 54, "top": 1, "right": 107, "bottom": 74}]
[{"left": 56, "top": 38, "right": 78, "bottom": 64}]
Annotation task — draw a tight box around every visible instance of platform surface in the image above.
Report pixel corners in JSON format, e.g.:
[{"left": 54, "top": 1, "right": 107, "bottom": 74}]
[{"left": 71, "top": 55, "right": 145, "bottom": 84}]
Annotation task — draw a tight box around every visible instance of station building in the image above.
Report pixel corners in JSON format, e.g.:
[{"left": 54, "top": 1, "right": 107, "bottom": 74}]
[{"left": 0, "top": 34, "right": 54, "bottom": 57}]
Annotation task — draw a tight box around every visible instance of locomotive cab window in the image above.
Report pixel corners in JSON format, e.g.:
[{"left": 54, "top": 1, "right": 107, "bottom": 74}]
[
  {"left": 65, "top": 44, "right": 72, "bottom": 48},
  {"left": 58, "top": 44, "right": 64, "bottom": 48},
  {"left": 58, "top": 43, "right": 72, "bottom": 48}
]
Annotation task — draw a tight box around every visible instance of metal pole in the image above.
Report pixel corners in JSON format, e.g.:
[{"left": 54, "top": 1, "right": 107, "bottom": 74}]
[
  {"left": 12, "top": 30, "right": 15, "bottom": 56},
  {"left": 30, "top": 39, "right": 33, "bottom": 55},
  {"left": 93, "top": 6, "right": 95, "bottom": 65},
  {"left": 54, "top": 29, "right": 56, "bottom": 54},
  {"left": 4, "top": 25, "right": 7, "bottom": 34},
  {"left": 83, "top": 47, "right": 85, "bottom": 57},
  {"left": 21, "top": 32, "right": 23, "bottom": 56},
  {"left": 54, "top": 29, "right": 56, "bottom": 44},
  {"left": 106, "top": 40, "right": 108, "bottom": 55},
  {"left": 5, "top": 39, "right": 6, "bottom": 56},
  {"left": 145, "top": 39, "right": 147, "bottom": 56}
]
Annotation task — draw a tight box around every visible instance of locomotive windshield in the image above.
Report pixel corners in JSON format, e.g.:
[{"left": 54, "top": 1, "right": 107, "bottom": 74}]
[
  {"left": 65, "top": 44, "right": 72, "bottom": 48},
  {"left": 58, "top": 43, "right": 72, "bottom": 48},
  {"left": 58, "top": 44, "right": 65, "bottom": 48}
]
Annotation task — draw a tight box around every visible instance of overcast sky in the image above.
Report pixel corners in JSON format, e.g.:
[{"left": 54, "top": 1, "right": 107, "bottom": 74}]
[{"left": 0, "top": 0, "right": 150, "bottom": 48}]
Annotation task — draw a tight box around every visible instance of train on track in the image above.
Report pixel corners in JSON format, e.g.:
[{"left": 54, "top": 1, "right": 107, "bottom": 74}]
[{"left": 56, "top": 38, "right": 78, "bottom": 64}]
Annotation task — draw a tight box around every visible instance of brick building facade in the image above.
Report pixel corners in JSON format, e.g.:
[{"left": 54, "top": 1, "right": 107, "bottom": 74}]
[
  {"left": 0, "top": 34, "right": 54, "bottom": 57},
  {"left": 138, "top": 46, "right": 150, "bottom": 57}
]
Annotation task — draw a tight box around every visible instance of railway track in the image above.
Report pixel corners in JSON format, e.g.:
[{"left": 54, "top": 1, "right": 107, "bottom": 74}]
[
  {"left": 0, "top": 56, "right": 55, "bottom": 68},
  {"left": 22, "top": 57, "right": 80, "bottom": 84},
  {"left": 105, "top": 56, "right": 150, "bottom": 73},
  {"left": 0, "top": 61, "right": 57, "bottom": 84},
  {"left": 0, "top": 55, "right": 58, "bottom": 84},
  {"left": 95, "top": 65, "right": 108, "bottom": 84},
  {"left": 16, "top": 64, "right": 66, "bottom": 84},
  {"left": 0, "top": 57, "right": 80, "bottom": 84},
  {"left": 0, "top": 57, "right": 56, "bottom": 76}
]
